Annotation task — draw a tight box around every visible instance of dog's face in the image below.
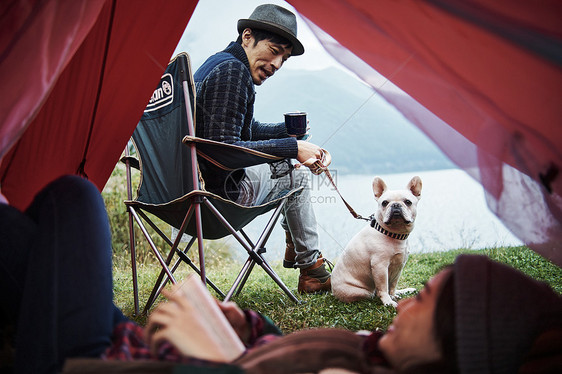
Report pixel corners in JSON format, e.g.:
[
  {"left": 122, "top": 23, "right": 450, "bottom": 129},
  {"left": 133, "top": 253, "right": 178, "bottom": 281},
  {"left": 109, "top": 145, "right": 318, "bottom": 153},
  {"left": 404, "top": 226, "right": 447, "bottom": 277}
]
[{"left": 372, "top": 176, "right": 422, "bottom": 234}]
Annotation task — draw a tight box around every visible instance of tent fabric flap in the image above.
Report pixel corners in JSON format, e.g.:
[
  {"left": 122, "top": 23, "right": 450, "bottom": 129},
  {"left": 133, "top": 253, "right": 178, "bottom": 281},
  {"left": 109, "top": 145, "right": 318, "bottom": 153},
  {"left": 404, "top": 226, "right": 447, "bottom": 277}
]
[
  {"left": 0, "top": 0, "right": 198, "bottom": 211},
  {"left": 1, "top": 0, "right": 561, "bottom": 265},
  {"left": 288, "top": 0, "right": 562, "bottom": 265}
]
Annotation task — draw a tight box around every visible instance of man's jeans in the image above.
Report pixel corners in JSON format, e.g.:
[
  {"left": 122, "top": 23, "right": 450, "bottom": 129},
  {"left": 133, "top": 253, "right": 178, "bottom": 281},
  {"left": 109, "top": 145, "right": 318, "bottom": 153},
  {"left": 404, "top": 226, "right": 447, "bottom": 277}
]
[{"left": 236, "top": 164, "right": 320, "bottom": 267}]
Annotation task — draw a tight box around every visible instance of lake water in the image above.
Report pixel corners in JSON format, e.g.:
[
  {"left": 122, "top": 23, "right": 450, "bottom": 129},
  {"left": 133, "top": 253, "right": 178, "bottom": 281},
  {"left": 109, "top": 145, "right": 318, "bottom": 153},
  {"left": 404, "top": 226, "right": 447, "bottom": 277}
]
[{"left": 231, "top": 168, "right": 523, "bottom": 262}]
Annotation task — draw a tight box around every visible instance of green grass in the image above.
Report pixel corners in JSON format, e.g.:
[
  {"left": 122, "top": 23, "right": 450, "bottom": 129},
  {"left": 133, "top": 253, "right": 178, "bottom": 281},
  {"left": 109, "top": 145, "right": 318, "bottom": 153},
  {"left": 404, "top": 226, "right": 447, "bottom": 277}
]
[
  {"left": 103, "top": 162, "right": 561, "bottom": 335},
  {"left": 112, "top": 245, "right": 562, "bottom": 335}
]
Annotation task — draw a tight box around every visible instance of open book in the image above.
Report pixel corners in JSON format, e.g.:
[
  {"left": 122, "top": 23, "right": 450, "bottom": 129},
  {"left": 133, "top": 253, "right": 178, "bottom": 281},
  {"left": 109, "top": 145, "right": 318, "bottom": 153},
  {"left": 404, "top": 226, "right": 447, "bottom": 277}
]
[{"left": 171, "top": 274, "right": 245, "bottom": 362}]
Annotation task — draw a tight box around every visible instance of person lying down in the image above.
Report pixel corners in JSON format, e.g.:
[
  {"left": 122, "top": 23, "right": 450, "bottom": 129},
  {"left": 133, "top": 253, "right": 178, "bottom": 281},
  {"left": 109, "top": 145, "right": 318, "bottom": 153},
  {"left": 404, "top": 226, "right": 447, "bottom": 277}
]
[
  {"left": 140, "top": 254, "right": 562, "bottom": 374},
  {"left": 2, "top": 176, "right": 560, "bottom": 373}
]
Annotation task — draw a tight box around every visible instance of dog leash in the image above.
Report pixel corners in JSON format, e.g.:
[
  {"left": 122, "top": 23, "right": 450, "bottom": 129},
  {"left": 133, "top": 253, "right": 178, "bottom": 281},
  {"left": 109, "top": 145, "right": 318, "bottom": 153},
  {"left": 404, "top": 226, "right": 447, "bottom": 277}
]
[
  {"left": 294, "top": 149, "right": 410, "bottom": 240},
  {"left": 294, "top": 149, "right": 372, "bottom": 222}
]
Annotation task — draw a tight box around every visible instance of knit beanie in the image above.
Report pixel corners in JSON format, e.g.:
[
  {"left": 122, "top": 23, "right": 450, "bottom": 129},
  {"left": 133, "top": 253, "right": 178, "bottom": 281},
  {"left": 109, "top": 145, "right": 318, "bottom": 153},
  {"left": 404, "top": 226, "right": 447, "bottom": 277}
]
[{"left": 454, "top": 254, "right": 562, "bottom": 374}]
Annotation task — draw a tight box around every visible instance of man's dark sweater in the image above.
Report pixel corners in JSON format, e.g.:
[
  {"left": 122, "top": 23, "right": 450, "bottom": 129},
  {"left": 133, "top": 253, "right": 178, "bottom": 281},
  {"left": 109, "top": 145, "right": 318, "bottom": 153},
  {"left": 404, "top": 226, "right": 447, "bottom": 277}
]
[{"left": 194, "top": 42, "right": 298, "bottom": 200}]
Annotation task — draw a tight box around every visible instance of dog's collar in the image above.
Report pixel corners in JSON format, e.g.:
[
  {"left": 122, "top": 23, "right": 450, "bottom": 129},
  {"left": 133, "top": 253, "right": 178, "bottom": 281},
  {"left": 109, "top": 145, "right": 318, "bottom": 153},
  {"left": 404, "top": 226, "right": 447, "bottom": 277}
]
[{"left": 370, "top": 218, "right": 409, "bottom": 240}]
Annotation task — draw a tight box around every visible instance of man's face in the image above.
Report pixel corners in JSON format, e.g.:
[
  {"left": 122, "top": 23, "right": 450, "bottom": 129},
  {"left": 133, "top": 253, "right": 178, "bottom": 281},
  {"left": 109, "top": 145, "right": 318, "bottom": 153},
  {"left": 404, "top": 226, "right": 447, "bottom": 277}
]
[{"left": 242, "top": 31, "right": 292, "bottom": 85}]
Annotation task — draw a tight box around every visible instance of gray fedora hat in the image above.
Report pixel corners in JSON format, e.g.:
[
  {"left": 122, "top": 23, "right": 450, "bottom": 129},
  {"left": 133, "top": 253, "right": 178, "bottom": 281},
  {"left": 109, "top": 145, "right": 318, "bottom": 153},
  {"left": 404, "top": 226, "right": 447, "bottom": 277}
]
[{"left": 237, "top": 4, "right": 304, "bottom": 56}]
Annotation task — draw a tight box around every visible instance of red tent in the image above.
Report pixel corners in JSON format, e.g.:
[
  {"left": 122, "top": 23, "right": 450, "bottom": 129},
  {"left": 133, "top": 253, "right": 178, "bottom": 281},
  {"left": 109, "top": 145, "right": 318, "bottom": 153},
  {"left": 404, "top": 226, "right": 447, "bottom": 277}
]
[
  {"left": 0, "top": 0, "right": 196, "bottom": 208},
  {"left": 1, "top": 0, "right": 561, "bottom": 265}
]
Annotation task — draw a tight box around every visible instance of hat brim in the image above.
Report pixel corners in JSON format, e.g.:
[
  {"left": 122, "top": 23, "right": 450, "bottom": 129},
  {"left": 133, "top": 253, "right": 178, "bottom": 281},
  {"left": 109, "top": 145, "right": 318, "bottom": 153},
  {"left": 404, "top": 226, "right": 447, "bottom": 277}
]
[{"left": 237, "top": 19, "right": 304, "bottom": 56}]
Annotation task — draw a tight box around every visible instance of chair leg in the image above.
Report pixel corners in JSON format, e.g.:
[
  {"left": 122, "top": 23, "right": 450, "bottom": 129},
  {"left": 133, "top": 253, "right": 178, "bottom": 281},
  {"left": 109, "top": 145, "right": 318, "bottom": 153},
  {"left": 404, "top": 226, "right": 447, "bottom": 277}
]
[
  {"left": 232, "top": 230, "right": 264, "bottom": 298},
  {"left": 133, "top": 205, "right": 226, "bottom": 312},
  {"left": 127, "top": 209, "right": 139, "bottom": 316},
  {"left": 142, "top": 241, "right": 188, "bottom": 313},
  {"left": 231, "top": 230, "right": 258, "bottom": 298},
  {"left": 203, "top": 198, "right": 299, "bottom": 303},
  {"left": 124, "top": 144, "right": 140, "bottom": 316},
  {"left": 259, "top": 257, "right": 300, "bottom": 303},
  {"left": 140, "top": 201, "right": 197, "bottom": 312},
  {"left": 234, "top": 261, "right": 256, "bottom": 298},
  {"left": 226, "top": 249, "right": 299, "bottom": 303},
  {"left": 245, "top": 205, "right": 300, "bottom": 303},
  {"left": 128, "top": 208, "right": 177, "bottom": 314},
  {"left": 175, "top": 246, "right": 225, "bottom": 298},
  {"left": 193, "top": 200, "right": 206, "bottom": 285},
  {"left": 150, "top": 236, "right": 198, "bottom": 305},
  {"left": 225, "top": 255, "right": 259, "bottom": 301}
]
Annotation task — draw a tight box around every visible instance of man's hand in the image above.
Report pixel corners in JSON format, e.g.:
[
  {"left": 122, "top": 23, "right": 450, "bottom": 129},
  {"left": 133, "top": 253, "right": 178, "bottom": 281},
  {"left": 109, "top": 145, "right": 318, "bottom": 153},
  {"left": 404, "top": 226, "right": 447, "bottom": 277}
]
[{"left": 297, "top": 140, "right": 322, "bottom": 163}]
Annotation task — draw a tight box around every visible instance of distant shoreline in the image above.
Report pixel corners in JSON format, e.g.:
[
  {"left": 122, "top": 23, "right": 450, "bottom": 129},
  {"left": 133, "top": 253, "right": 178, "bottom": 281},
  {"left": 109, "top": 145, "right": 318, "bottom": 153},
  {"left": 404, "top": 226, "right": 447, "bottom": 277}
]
[{"left": 242, "top": 169, "right": 523, "bottom": 262}]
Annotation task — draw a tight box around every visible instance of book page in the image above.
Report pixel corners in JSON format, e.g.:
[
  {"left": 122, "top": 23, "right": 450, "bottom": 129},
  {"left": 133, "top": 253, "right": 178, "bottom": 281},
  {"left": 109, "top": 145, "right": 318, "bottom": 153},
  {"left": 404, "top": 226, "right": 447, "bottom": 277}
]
[{"left": 171, "top": 274, "right": 246, "bottom": 362}]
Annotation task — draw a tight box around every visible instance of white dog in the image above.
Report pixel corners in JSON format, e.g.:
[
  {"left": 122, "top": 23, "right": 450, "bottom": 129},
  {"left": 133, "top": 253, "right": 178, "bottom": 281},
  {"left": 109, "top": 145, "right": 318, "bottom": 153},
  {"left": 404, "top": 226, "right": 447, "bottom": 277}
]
[{"left": 331, "top": 176, "right": 422, "bottom": 307}]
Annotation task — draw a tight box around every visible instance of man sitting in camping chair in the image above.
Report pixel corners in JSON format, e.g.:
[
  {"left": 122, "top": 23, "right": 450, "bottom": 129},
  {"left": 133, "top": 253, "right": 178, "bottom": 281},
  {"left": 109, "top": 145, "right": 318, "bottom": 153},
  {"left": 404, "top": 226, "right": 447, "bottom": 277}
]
[{"left": 194, "top": 4, "right": 331, "bottom": 293}]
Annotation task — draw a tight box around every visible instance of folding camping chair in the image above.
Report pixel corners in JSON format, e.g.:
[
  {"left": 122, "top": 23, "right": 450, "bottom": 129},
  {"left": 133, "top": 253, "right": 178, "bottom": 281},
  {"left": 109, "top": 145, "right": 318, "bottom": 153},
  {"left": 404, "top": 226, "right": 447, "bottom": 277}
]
[{"left": 123, "top": 52, "right": 302, "bottom": 315}]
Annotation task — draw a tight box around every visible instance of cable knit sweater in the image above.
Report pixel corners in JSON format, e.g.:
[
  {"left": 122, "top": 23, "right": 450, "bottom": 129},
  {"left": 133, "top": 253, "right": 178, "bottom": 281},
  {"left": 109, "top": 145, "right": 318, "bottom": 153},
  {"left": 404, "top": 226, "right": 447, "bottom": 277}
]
[{"left": 194, "top": 42, "right": 298, "bottom": 199}]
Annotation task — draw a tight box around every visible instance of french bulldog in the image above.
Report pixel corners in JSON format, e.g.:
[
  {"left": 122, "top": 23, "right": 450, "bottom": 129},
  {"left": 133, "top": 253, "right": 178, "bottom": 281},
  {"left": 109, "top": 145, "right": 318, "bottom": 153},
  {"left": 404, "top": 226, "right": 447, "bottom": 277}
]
[{"left": 331, "top": 176, "right": 422, "bottom": 307}]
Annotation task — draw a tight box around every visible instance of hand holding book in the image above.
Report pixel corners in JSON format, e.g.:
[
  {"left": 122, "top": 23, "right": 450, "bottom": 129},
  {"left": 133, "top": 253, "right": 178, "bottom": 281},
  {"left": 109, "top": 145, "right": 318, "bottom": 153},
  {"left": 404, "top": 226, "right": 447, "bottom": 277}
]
[{"left": 145, "top": 274, "right": 246, "bottom": 362}]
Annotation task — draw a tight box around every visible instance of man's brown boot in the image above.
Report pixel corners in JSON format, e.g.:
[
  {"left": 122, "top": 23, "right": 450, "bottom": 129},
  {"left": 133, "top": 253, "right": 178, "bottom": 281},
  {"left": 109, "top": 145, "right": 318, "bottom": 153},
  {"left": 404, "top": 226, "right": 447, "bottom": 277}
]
[
  {"left": 283, "top": 231, "right": 296, "bottom": 268},
  {"left": 298, "top": 257, "right": 331, "bottom": 293}
]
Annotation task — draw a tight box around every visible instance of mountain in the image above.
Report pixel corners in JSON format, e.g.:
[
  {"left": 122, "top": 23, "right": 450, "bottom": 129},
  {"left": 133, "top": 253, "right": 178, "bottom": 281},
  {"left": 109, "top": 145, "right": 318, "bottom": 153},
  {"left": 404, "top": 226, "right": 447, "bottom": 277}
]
[{"left": 253, "top": 67, "right": 455, "bottom": 175}]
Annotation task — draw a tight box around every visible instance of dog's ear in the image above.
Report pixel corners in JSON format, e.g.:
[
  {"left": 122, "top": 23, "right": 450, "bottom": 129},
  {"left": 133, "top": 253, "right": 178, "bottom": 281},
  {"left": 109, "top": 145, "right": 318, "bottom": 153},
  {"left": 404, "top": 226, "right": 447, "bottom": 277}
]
[
  {"left": 372, "top": 177, "right": 387, "bottom": 199},
  {"left": 407, "top": 176, "right": 422, "bottom": 198}
]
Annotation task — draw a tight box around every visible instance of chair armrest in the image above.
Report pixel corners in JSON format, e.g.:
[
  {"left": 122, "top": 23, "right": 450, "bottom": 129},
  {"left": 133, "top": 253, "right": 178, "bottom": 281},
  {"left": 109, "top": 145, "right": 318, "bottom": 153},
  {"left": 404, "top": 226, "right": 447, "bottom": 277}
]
[
  {"left": 183, "top": 135, "right": 285, "bottom": 170},
  {"left": 120, "top": 155, "right": 140, "bottom": 170}
]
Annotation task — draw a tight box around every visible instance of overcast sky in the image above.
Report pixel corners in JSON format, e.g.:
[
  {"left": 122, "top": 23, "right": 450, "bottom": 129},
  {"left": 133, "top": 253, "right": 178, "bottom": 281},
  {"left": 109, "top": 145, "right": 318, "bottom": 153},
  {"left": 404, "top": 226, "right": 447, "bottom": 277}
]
[{"left": 173, "top": 0, "right": 345, "bottom": 72}]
